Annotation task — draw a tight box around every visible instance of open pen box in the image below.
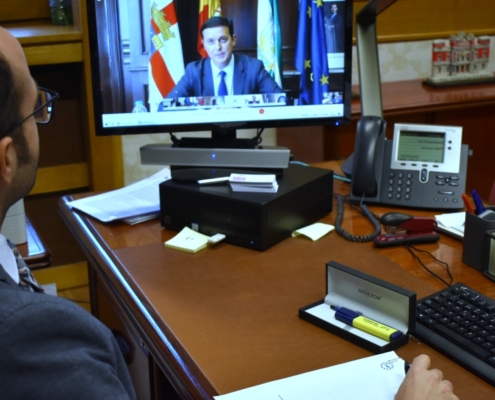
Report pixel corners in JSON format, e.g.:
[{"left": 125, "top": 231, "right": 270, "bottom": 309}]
[{"left": 299, "top": 261, "right": 416, "bottom": 353}]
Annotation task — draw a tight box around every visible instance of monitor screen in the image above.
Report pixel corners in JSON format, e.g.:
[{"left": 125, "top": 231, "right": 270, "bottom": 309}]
[{"left": 87, "top": 0, "right": 353, "bottom": 139}]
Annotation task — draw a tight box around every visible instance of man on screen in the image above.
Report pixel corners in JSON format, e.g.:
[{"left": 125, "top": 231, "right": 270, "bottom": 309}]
[
  {"left": 166, "top": 17, "right": 282, "bottom": 98},
  {"left": 324, "top": 2, "right": 344, "bottom": 53}
]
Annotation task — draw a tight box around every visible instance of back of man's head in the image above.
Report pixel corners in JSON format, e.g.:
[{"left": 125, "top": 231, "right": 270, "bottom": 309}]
[
  {"left": 201, "top": 16, "right": 234, "bottom": 38},
  {"left": 0, "top": 52, "right": 22, "bottom": 144}
]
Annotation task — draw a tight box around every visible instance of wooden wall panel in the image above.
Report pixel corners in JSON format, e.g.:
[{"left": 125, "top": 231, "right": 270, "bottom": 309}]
[
  {"left": 353, "top": 0, "right": 495, "bottom": 42},
  {"left": 0, "top": 0, "right": 50, "bottom": 22}
]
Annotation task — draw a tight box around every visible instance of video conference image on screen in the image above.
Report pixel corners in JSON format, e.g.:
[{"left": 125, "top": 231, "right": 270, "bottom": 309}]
[{"left": 88, "top": 0, "right": 352, "bottom": 133}]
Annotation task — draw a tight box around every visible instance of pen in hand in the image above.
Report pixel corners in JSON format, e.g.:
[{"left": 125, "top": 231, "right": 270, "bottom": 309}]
[{"left": 404, "top": 360, "right": 411, "bottom": 374}]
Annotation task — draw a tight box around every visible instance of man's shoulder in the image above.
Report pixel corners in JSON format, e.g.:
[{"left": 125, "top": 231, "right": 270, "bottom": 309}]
[
  {"left": 185, "top": 58, "right": 208, "bottom": 71},
  {"left": 235, "top": 53, "right": 263, "bottom": 67},
  {"left": 0, "top": 285, "right": 96, "bottom": 327}
]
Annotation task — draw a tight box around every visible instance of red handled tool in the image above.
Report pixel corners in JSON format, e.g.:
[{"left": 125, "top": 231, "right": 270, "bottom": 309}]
[{"left": 373, "top": 212, "right": 440, "bottom": 247}]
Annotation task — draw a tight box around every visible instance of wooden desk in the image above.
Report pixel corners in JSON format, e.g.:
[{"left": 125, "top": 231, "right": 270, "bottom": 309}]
[{"left": 59, "top": 161, "right": 495, "bottom": 399}]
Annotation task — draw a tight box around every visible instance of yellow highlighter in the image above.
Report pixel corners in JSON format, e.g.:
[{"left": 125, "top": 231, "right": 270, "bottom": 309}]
[{"left": 330, "top": 305, "right": 403, "bottom": 342}]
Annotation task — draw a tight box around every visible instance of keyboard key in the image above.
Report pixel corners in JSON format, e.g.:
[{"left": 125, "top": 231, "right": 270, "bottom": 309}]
[
  {"left": 486, "top": 305, "right": 495, "bottom": 313},
  {"left": 455, "top": 326, "right": 467, "bottom": 334},
  {"left": 433, "top": 324, "right": 489, "bottom": 358},
  {"left": 464, "top": 331, "right": 476, "bottom": 340},
  {"left": 472, "top": 337, "right": 485, "bottom": 345}
]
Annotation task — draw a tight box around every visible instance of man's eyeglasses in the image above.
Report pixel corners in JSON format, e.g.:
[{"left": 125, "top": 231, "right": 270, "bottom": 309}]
[{"left": 2, "top": 87, "right": 59, "bottom": 137}]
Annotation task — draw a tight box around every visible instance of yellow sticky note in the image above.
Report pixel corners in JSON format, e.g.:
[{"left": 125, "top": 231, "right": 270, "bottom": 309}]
[
  {"left": 292, "top": 222, "right": 335, "bottom": 241},
  {"left": 165, "top": 227, "right": 210, "bottom": 253}
]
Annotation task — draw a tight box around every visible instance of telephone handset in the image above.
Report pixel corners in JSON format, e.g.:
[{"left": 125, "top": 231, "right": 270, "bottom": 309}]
[{"left": 350, "top": 117, "right": 468, "bottom": 210}]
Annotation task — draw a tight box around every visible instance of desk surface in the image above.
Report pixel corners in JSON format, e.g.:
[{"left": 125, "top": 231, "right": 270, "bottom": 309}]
[{"left": 59, "top": 161, "right": 495, "bottom": 399}]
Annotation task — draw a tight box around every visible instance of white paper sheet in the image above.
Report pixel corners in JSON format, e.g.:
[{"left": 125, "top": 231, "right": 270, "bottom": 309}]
[
  {"left": 67, "top": 167, "right": 170, "bottom": 222},
  {"left": 214, "top": 351, "right": 406, "bottom": 400},
  {"left": 292, "top": 222, "right": 335, "bottom": 241},
  {"left": 435, "top": 211, "right": 465, "bottom": 239}
]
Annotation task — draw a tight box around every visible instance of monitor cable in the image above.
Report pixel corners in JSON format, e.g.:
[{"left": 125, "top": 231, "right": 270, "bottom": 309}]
[{"left": 334, "top": 194, "right": 381, "bottom": 242}]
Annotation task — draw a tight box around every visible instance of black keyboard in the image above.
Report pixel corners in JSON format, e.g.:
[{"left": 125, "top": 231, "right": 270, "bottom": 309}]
[{"left": 415, "top": 282, "right": 495, "bottom": 386}]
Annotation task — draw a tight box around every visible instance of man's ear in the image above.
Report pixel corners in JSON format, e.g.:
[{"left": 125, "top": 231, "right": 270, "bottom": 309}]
[{"left": 0, "top": 136, "right": 16, "bottom": 185}]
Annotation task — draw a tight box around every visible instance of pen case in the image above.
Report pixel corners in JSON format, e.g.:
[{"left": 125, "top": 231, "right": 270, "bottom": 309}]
[
  {"left": 462, "top": 206, "right": 495, "bottom": 271},
  {"left": 299, "top": 261, "right": 416, "bottom": 354}
]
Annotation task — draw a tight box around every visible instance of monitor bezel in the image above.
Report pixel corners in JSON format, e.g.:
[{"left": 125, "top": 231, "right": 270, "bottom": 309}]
[{"left": 86, "top": 0, "right": 354, "bottom": 137}]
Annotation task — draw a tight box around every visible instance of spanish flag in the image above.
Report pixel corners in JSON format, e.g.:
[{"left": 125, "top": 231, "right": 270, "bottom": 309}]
[{"left": 197, "top": 0, "right": 222, "bottom": 58}]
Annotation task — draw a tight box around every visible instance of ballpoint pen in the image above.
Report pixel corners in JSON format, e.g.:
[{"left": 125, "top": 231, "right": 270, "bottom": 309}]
[
  {"left": 461, "top": 193, "right": 475, "bottom": 214},
  {"left": 471, "top": 190, "right": 485, "bottom": 215},
  {"left": 404, "top": 360, "right": 411, "bottom": 374},
  {"left": 330, "top": 305, "right": 404, "bottom": 342}
]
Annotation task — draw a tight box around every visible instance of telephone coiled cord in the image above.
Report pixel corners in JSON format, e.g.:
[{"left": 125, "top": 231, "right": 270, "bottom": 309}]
[{"left": 334, "top": 195, "right": 381, "bottom": 242}]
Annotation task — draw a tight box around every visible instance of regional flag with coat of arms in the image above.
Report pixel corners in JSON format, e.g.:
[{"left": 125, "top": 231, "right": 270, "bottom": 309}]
[
  {"left": 295, "top": 0, "right": 329, "bottom": 105},
  {"left": 197, "top": 0, "right": 222, "bottom": 58},
  {"left": 257, "top": 0, "right": 282, "bottom": 88},
  {"left": 149, "top": 0, "right": 185, "bottom": 111}
]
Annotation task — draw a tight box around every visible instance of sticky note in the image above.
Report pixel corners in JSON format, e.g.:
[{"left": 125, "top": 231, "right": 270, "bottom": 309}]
[
  {"left": 292, "top": 223, "right": 335, "bottom": 241},
  {"left": 165, "top": 227, "right": 210, "bottom": 253}
]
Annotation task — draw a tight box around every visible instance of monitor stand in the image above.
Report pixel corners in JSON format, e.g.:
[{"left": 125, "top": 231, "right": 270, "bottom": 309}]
[
  {"left": 140, "top": 128, "right": 291, "bottom": 182},
  {"left": 343, "top": 0, "right": 398, "bottom": 178}
]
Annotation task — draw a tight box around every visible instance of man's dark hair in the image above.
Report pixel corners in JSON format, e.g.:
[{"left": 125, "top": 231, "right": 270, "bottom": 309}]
[
  {"left": 200, "top": 16, "right": 234, "bottom": 38},
  {"left": 0, "top": 52, "right": 30, "bottom": 165}
]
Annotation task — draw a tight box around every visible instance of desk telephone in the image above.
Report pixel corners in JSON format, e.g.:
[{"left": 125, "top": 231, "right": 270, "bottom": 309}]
[{"left": 350, "top": 117, "right": 468, "bottom": 210}]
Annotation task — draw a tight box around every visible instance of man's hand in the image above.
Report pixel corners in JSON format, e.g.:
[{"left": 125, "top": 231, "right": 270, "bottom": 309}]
[{"left": 395, "top": 354, "right": 459, "bottom": 400}]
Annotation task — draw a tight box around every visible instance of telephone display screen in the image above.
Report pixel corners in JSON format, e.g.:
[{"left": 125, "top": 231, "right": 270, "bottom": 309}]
[{"left": 397, "top": 131, "right": 445, "bottom": 163}]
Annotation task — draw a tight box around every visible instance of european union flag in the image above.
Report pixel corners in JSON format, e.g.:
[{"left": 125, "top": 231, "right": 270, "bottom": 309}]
[{"left": 295, "top": 0, "right": 329, "bottom": 105}]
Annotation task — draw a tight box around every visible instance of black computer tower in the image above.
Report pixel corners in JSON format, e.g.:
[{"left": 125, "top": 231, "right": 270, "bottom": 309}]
[{"left": 159, "top": 164, "right": 333, "bottom": 251}]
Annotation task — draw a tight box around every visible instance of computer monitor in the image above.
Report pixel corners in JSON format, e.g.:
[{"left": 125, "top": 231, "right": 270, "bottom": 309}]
[{"left": 86, "top": 0, "right": 354, "bottom": 178}]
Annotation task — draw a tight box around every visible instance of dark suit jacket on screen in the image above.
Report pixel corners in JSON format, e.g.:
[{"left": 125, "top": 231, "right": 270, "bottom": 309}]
[
  {"left": 0, "top": 265, "right": 136, "bottom": 399},
  {"left": 167, "top": 54, "right": 283, "bottom": 98}
]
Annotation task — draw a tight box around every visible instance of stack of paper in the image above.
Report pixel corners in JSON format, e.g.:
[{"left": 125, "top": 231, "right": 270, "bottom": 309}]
[
  {"left": 67, "top": 168, "right": 170, "bottom": 224},
  {"left": 229, "top": 173, "right": 278, "bottom": 193}
]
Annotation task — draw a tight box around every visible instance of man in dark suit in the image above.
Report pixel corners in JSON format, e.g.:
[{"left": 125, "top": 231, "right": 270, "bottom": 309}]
[
  {"left": 0, "top": 26, "right": 136, "bottom": 399},
  {"left": 324, "top": 2, "right": 345, "bottom": 53},
  {"left": 167, "top": 17, "right": 282, "bottom": 98}
]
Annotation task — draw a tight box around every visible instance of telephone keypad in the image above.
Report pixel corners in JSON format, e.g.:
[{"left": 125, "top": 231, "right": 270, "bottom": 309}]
[
  {"left": 387, "top": 170, "right": 462, "bottom": 203},
  {"left": 388, "top": 171, "right": 414, "bottom": 201},
  {"left": 352, "top": 141, "right": 467, "bottom": 210}
]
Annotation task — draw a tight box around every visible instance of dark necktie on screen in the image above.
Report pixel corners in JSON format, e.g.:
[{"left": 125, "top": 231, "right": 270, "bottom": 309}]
[
  {"left": 218, "top": 71, "right": 228, "bottom": 96},
  {"left": 7, "top": 239, "right": 45, "bottom": 293}
]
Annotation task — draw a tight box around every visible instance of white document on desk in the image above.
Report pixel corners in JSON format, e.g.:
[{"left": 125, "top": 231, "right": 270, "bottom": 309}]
[
  {"left": 214, "top": 351, "right": 405, "bottom": 400},
  {"left": 435, "top": 211, "right": 465, "bottom": 240},
  {"left": 67, "top": 167, "right": 170, "bottom": 223}
]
